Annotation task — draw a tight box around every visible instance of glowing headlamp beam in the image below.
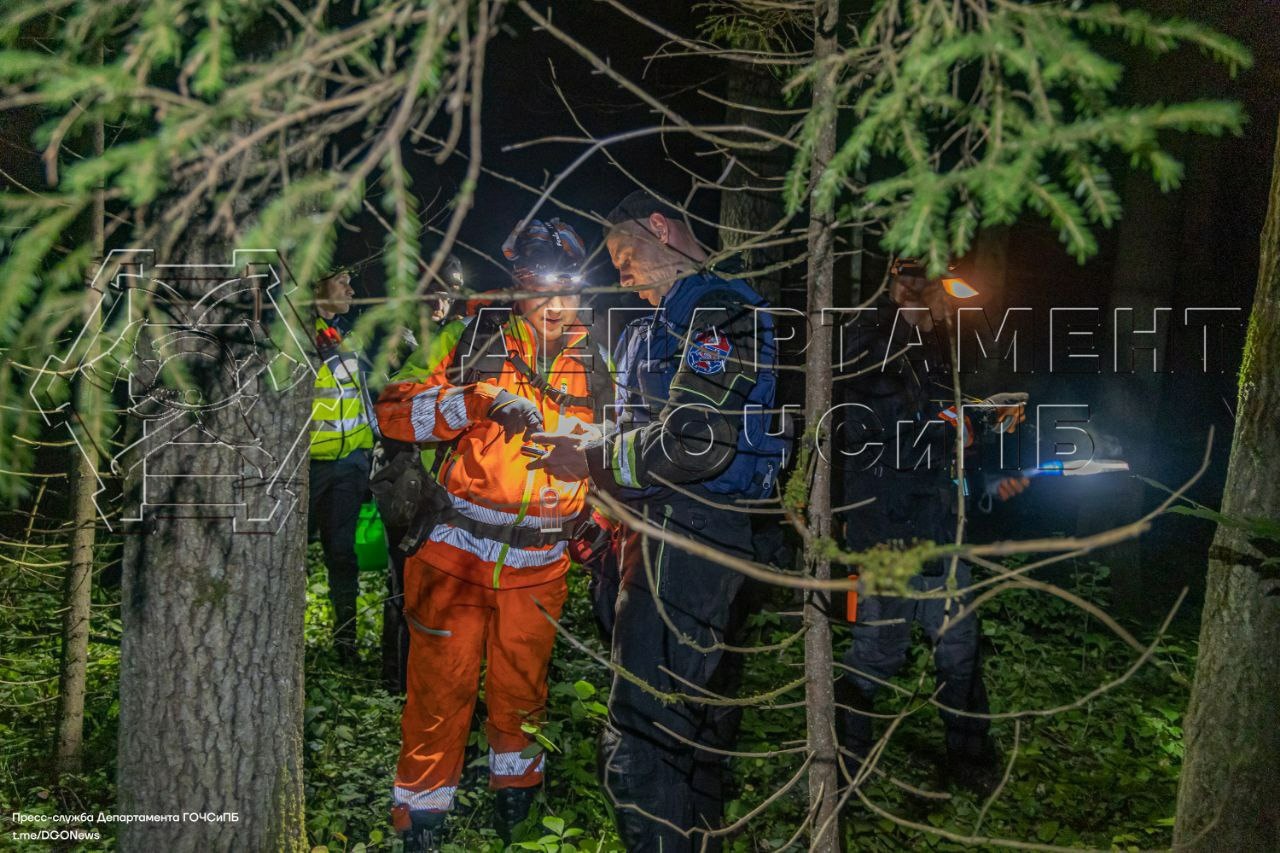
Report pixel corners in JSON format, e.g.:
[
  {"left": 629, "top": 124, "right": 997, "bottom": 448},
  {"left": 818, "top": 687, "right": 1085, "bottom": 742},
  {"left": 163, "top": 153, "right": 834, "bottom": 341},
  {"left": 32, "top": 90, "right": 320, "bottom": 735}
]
[{"left": 941, "top": 276, "right": 979, "bottom": 299}]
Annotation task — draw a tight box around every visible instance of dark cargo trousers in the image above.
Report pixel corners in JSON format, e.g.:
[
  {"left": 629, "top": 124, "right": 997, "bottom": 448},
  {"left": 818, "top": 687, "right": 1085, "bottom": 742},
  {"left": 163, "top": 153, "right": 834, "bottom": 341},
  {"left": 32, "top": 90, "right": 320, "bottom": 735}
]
[
  {"left": 836, "top": 560, "right": 991, "bottom": 762},
  {"left": 308, "top": 449, "right": 370, "bottom": 653},
  {"left": 601, "top": 498, "right": 751, "bottom": 853},
  {"left": 380, "top": 527, "right": 411, "bottom": 693}
]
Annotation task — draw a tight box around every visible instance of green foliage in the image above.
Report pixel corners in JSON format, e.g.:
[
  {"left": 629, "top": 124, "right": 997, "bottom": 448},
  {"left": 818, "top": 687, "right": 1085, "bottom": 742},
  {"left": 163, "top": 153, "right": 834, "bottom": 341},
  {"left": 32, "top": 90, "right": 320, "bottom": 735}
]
[
  {"left": 0, "top": 536, "right": 1201, "bottom": 850},
  {"left": 725, "top": 562, "right": 1197, "bottom": 851},
  {"left": 1164, "top": 500, "right": 1280, "bottom": 549},
  {"left": 697, "top": 1, "right": 805, "bottom": 58},
  {"left": 784, "top": 0, "right": 1251, "bottom": 274},
  {"left": 0, "top": 0, "right": 472, "bottom": 499},
  {"left": 1055, "top": 3, "right": 1251, "bottom": 73},
  {"left": 1139, "top": 477, "right": 1280, "bottom": 575},
  {"left": 0, "top": 513, "right": 122, "bottom": 851}
]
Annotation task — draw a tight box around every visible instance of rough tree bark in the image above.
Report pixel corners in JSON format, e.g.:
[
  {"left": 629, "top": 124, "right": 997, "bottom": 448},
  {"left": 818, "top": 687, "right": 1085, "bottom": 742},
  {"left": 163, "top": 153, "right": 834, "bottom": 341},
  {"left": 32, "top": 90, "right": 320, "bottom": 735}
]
[
  {"left": 802, "top": 0, "right": 841, "bottom": 849},
  {"left": 115, "top": 254, "right": 310, "bottom": 852},
  {"left": 1173, "top": 116, "right": 1280, "bottom": 850}
]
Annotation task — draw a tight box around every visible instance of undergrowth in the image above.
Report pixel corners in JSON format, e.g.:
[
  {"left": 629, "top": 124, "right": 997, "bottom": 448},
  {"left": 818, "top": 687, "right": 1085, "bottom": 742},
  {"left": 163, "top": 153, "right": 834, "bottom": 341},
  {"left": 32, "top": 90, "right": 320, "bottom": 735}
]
[{"left": 0, "top": 547, "right": 1195, "bottom": 852}]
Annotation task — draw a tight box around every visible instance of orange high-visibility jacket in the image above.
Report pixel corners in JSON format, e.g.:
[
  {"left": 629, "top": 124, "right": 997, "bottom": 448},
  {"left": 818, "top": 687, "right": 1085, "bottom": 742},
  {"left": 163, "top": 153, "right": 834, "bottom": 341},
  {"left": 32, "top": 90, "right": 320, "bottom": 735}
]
[{"left": 375, "top": 314, "right": 598, "bottom": 589}]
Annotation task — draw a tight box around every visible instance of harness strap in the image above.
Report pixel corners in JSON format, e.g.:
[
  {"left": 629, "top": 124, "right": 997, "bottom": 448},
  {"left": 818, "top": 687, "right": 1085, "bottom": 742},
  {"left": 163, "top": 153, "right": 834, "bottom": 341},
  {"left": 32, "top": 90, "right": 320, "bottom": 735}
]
[{"left": 506, "top": 352, "right": 595, "bottom": 409}]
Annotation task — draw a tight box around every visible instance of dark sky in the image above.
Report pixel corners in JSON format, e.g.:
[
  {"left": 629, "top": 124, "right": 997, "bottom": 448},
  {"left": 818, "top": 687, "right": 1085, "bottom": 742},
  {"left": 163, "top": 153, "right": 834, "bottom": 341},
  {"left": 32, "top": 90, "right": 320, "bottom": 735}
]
[{"left": 339, "top": 0, "right": 728, "bottom": 292}]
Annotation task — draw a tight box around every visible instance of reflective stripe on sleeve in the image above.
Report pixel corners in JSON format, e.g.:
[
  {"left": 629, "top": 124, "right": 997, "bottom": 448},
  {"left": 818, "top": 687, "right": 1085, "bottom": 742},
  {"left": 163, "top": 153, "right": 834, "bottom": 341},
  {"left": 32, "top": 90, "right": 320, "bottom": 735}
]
[
  {"left": 410, "top": 387, "right": 442, "bottom": 441},
  {"left": 438, "top": 386, "right": 471, "bottom": 431},
  {"left": 613, "top": 430, "right": 641, "bottom": 488}
]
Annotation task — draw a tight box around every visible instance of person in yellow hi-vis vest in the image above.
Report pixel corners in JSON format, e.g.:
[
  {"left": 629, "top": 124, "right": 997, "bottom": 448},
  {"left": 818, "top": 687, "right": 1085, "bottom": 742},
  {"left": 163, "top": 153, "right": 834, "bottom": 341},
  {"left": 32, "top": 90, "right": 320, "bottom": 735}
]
[{"left": 310, "top": 269, "right": 376, "bottom": 663}]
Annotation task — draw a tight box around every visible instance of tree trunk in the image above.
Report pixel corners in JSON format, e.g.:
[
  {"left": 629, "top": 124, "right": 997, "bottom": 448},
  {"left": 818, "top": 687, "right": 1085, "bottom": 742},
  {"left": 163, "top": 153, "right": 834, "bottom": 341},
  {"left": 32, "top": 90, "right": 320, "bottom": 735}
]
[
  {"left": 55, "top": 401, "right": 96, "bottom": 777},
  {"left": 55, "top": 108, "right": 104, "bottom": 778},
  {"left": 803, "top": 0, "right": 841, "bottom": 849},
  {"left": 718, "top": 61, "right": 792, "bottom": 304},
  {"left": 115, "top": 256, "right": 310, "bottom": 852},
  {"left": 1088, "top": 147, "right": 1185, "bottom": 617},
  {"left": 1173, "top": 116, "right": 1280, "bottom": 851}
]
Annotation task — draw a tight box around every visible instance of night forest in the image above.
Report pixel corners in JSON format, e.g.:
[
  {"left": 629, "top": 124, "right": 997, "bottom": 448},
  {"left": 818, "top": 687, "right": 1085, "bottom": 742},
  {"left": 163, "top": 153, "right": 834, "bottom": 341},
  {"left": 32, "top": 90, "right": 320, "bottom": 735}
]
[{"left": 1, "top": 1, "right": 1278, "bottom": 851}]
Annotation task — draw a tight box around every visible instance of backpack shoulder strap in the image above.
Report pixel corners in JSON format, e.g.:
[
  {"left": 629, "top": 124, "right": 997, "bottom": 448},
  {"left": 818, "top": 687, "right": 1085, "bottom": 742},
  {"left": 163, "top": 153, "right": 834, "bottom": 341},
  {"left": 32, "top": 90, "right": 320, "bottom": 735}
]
[
  {"left": 452, "top": 308, "right": 511, "bottom": 387},
  {"left": 505, "top": 337, "right": 614, "bottom": 420}
]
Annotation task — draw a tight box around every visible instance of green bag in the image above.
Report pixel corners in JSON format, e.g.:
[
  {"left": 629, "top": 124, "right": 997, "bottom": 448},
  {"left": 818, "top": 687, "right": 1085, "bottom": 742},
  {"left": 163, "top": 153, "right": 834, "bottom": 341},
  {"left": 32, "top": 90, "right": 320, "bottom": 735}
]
[{"left": 354, "top": 501, "right": 388, "bottom": 573}]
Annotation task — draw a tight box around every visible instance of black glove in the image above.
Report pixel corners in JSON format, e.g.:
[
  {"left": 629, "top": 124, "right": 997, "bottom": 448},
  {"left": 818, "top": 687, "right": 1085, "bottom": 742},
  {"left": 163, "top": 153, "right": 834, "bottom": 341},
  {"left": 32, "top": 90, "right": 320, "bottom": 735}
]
[{"left": 488, "top": 389, "right": 544, "bottom": 440}]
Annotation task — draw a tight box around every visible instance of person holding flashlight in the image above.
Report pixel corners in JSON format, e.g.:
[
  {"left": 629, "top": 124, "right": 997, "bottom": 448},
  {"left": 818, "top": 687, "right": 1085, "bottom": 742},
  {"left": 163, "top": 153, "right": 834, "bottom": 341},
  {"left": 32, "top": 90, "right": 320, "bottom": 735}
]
[{"left": 834, "top": 259, "right": 1028, "bottom": 795}]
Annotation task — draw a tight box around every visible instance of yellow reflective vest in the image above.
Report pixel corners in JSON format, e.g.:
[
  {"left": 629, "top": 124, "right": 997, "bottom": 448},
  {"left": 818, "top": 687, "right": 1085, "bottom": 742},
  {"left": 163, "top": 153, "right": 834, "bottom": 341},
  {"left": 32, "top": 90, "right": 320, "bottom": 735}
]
[{"left": 310, "top": 317, "right": 375, "bottom": 461}]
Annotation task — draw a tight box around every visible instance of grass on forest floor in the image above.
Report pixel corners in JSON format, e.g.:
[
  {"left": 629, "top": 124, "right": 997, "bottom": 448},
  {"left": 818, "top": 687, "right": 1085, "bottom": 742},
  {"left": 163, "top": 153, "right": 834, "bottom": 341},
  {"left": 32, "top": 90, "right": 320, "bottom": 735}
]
[
  {"left": 301, "top": 557, "right": 1193, "bottom": 853},
  {"left": 0, "top": 548, "right": 1194, "bottom": 852}
]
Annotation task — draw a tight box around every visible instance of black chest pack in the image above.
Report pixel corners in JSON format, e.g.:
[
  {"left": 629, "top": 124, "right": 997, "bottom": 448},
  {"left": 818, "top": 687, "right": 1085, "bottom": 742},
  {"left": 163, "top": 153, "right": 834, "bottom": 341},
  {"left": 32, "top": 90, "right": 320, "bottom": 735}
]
[{"left": 369, "top": 311, "right": 613, "bottom": 558}]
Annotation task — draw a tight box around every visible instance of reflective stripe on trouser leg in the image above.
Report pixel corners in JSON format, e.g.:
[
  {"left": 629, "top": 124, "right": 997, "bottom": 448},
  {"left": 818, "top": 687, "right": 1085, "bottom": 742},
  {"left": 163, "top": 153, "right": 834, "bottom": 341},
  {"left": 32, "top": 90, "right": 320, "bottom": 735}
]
[
  {"left": 394, "top": 561, "right": 486, "bottom": 808},
  {"left": 490, "top": 750, "right": 544, "bottom": 779},
  {"left": 393, "top": 785, "right": 457, "bottom": 811}
]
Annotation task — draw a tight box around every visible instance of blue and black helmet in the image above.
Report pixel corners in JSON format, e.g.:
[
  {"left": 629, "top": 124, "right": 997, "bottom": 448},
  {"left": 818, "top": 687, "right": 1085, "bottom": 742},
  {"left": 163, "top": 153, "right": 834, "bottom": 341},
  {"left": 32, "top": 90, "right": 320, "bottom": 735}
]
[{"left": 502, "top": 218, "right": 587, "bottom": 284}]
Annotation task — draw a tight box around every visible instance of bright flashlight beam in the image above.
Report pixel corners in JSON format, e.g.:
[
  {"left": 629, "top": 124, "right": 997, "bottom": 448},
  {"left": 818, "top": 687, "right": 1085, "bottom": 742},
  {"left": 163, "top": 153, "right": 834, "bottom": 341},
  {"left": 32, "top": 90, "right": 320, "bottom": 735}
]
[{"left": 1034, "top": 459, "right": 1131, "bottom": 477}]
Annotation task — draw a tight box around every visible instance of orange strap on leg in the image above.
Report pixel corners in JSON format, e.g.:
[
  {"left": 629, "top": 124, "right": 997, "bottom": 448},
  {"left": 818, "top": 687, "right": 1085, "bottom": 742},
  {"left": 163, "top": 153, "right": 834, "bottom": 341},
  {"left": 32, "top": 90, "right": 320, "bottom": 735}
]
[{"left": 846, "top": 575, "right": 859, "bottom": 623}]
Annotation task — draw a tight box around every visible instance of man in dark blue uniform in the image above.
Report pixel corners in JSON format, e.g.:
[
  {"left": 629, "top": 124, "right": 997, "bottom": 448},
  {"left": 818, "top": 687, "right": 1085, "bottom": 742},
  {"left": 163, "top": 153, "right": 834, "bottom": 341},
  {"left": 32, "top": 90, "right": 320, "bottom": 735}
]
[
  {"left": 532, "top": 191, "right": 784, "bottom": 852},
  {"left": 834, "top": 261, "right": 1027, "bottom": 793}
]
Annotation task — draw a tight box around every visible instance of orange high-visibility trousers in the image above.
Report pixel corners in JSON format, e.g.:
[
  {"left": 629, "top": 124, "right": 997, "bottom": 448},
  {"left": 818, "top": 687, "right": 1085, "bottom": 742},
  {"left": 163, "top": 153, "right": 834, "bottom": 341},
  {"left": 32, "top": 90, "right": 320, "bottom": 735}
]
[{"left": 392, "top": 556, "right": 568, "bottom": 812}]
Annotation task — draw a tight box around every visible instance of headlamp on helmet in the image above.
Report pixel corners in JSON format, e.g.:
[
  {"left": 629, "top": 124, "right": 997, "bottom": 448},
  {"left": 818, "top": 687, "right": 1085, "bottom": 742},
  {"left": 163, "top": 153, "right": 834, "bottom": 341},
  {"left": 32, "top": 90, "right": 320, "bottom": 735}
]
[{"left": 502, "top": 217, "right": 587, "bottom": 289}]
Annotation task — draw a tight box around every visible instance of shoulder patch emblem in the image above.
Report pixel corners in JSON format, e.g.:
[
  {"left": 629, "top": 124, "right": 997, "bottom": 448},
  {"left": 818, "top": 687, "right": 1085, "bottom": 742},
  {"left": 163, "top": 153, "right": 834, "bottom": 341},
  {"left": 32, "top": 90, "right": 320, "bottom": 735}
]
[{"left": 686, "top": 328, "right": 732, "bottom": 375}]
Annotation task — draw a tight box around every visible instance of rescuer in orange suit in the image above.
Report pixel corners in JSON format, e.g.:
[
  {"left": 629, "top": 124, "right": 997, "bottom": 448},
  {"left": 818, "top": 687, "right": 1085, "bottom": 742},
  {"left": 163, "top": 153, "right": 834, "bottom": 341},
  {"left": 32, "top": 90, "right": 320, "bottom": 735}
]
[{"left": 375, "top": 219, "right": 609, "bottom": 852}]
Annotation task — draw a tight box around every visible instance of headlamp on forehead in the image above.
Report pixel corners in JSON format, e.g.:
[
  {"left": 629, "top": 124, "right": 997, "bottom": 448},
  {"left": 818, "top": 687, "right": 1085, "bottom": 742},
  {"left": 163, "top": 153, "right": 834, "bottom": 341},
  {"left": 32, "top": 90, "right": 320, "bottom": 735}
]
[
  {"left": 503, "top": 217, "right": 587, "bottom": 291},
  {"left": 513, "top": 269, "right": 586, "bottom": 292},
  {"left": 538, "top": 272, "right": 584, "bottom": 286},
  {"left": 941, "top": 277, "right": 977, "bottom": 299},
  {"left": 891, "top": 258, "right": 979, "bottom": 299}
]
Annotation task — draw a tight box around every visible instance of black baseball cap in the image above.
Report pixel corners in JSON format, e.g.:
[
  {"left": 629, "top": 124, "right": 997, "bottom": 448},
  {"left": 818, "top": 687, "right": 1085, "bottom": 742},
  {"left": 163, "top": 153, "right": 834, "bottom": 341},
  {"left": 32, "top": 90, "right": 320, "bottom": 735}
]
[{"left": 604, "top": 190, "right": 686, "bottom": 227}]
